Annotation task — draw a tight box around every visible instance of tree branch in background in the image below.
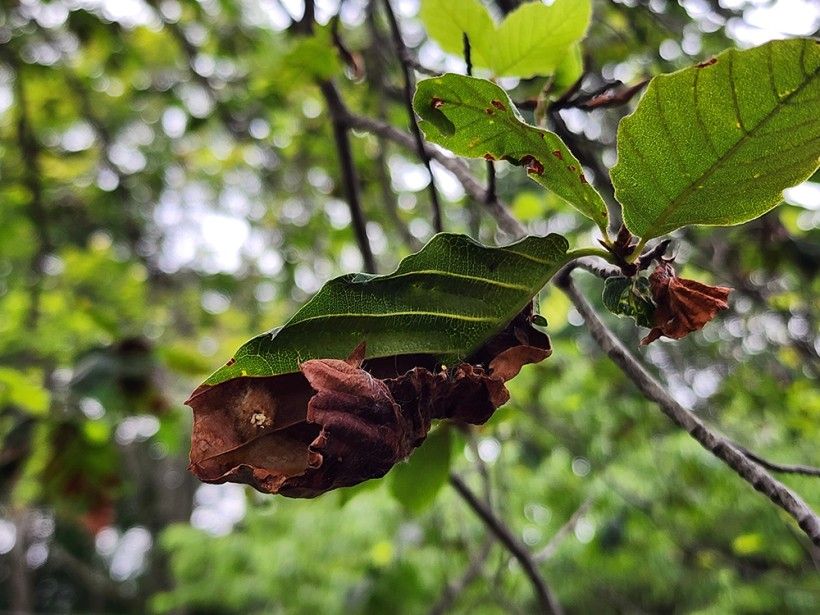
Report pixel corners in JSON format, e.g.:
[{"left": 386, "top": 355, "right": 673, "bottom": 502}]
[
  {"left": 449, "top": 473, "right": 564, "bottom": 615},
  {"left": 321, "top": 81, "right": 378, "bottom": 273},
  {"left": 535, "top": 498, "right": 594, "bottom": 563},
  {"left": 382, "top": 0, "right": 443, "bottom": 233},
  {"left": 428, "top": 536, "right": 494, "bottom": 615},
  {"left": 344, "top": 113, "right": 525, "bottom": 238},
  {"left": 364, "top": 6, "right": 423, "bottom": 251},
  {"left": 554, "top": 269, "right": 820, "bottom": 547},
  {"left": 5, "top": 51, "right": 51, "bottom": 329}
]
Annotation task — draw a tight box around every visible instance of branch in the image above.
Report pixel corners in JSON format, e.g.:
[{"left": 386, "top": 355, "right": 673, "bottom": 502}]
[
  {"left": 534, "top": 498, "right": 594, "bottom": 563},
  {"left": 381, "top": 0, "right": 443, "bottom": 233},
  {"left": 733, "top": 445, "right": 820, "bottom": 478},
  {"left": 343, "top": 113, "right": 525, "bottom": 238},
  {"left": 428, "top": 536, "right": 494, "bottom": 615},
  {"left": 320, "top": 81, "right": 377, "bottom": 273},
  {"left": 554, "top": 270, "right": 820, "bottom": 546},
  {"left": 449, "top": 473, "right": 564, "bottom": 615}
]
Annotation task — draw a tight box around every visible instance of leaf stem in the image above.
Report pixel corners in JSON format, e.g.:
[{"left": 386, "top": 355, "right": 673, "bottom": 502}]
[
  {"left": 564, "top": 247, "right": 616, "bottom": 264},
  {"left": 626, "top": 237, "right": 647, "bottom": 263}
]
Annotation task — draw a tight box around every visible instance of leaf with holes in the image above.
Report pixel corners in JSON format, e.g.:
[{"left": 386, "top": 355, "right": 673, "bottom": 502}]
[
  {"left": 419, "top": 0, "right": 591, "bottom": 79},
  {"left": 414, "top": 74, "right": 609, "bottom": 231},
  {"left": 612, "top": 38, "right": 820, "bottom": 240}
]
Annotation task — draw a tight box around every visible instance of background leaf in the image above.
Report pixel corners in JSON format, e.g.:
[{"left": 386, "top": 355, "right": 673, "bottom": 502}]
[
  {"left": 602, "top": 277, "right": 655, "bottom": 328},
  {"left": 204, "top": 233, "right": 569, "bottom": 385},
  {"left": 414, "top": 74, "right": 609, "bottom": 230},
  {"left": 389, "top": 426, "right": 452, "bottom": 514},
  {"left": 612, "top": 38, "right": 820, "bottom": 240},
  {"left": 419, "top": 0, "right": 591, "bottom": 79}
]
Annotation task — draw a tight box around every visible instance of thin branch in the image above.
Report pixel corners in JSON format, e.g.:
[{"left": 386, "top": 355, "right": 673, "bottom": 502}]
[
  {"left": 534, "top": 499, "right": 593, "bottom": 563},
  {"left": 320, "top": 81, "right": 377, "bottom": 273},
  {"left": 382, "top": 0, "right": 443, "bottom": 233},
  {"left": 428, "top": 536, "right": 494, "bottom": 615},
  {"left": 733, "top": 445, "right": 820, "bottom": 478},
  {"left": 462, "top": 32, "right": 496, "bottom": 213},
  {"left": 449, "top": 473, "right": 564, "bottom": 615},
  {"left": 343, "top": 113, "right": 525, "bottom": 238},
  {"left": 554, "top": 269, "right": 820, "bottom": 546}
]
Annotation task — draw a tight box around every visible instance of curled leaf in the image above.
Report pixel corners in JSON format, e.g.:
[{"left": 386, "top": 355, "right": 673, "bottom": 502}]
[
  {"left": 187, "top": 307, "right": 550, "bottom": 497},
  {"left": 640, "top": 262, "right": 732, "bottom": 345}
]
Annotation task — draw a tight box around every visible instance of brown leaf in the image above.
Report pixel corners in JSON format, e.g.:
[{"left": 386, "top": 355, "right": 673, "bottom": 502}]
[
  {"left": 187, "top": 306, "right": 551, "bottom": 497},
  {"left": 641, "top": 262, "right": 732, "bottom": 345}
]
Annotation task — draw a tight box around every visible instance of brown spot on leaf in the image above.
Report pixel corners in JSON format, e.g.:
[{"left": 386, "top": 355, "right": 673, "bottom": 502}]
[
  {"left": 696, "top": 57, "right": 717, "bottom": 68},
  {"left": 520, "top": 155, "right": 544, "bottom": 175},
  {"left": 567, "top": 165, "right": 577, "bottom": 172},
  {"left": 484, "top": 153, "right": 496, "bottom": 161},
  {"left": 490, "top": 99, "right": 506, "bottom": 111},
  {"left": 484, "top": 107, "right": 495, "bottom": 115},
  {"left": 579, "top": 174, "right": 588, "bottom": 184},
  {"left": 552, "top": 150, "right": 563, "bottom": 161},
  {"left": 187, "top": 307, "right": 551, "bottom": 497},
  {"left": 640, "top": 262, "right": 732, "bottom": 345},
  {"left": 431, "top": 97, "right": 445, "bottom": 109},
  {"left": 226, "top": 357, "right": 236, "bottom": 366}
]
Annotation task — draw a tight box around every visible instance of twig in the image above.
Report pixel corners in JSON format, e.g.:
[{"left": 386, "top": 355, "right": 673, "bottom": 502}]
[
  {"left": 343, "top": 113, "right": 525, "bottom": 238},
  {"left": 320, "top": 81, "right": 377, "bottom": 273},
  {"left": 554, "top": 269, "right": 820, "bottom": 546},
  {"left": 449, "top": 473, "right": 564, "bottom": 615},
  {"left": 733, "top": 446, "right": 820, "bottom": 478},
  {"left": 428, "top": 537, "right": 494, "bottom": 615},
  {"left": 382, "top": 0, "right": 443, "bottom": 233},
  {"left": 534, "top": 499, "right": 593, "bottom": 562}
]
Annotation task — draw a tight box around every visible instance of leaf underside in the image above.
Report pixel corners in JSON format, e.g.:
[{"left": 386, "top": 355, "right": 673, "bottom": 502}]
[
  {"left": 612, "top": 38, "right": 820, "bottom": 240},
  {"left": 414, "top": 74, "right": 609, "bottom": 230},
  {"left": 198, "top": 233, "right": 568, "bottom": 387}
]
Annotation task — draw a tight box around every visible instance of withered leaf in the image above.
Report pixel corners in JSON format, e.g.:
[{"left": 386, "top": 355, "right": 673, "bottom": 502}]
[
  {"left": 187, "top": 306, "right": 550, "bottom": 498},
  {"left": 641, "top": 262, "right": 732, "bottom": 345}
]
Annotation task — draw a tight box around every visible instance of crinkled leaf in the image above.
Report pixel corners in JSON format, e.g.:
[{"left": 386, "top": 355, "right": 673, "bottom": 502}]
[
  {"left": 389, "top": 426, "right": 452, "bottom": 514},
  {"left": 419, "top": 0, "right": 591, "bottom": 79},
  {"left": 414, "top": 74, "right": 609, "bottom": 230},
  {"left": 188, "top": 308, "right": 551, "bottom": 497},
  {"left": 612, "top": 38, "right": 820, "bottom": 240},
  {"left": 187, "top": 233, "right": 568, "bottom": 497},
  {"left": 602, "top": 276, "right": 655, "bottom": 328},
  {"left": 641, "top": 263, "right": 732, "bottom": 345}
]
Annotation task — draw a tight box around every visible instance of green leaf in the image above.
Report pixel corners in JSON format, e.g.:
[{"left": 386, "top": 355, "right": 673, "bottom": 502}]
[
  {"left": 602, "top": 277, "right": 655, "bottom": 328},
  {"left": 419, "top": 0, "right": 591, "bottom": 79},
  {"left": 389, "top": 426, "right": 452, "bottom": 514},
  {"left": 413, "top": 74, "right": 609, "bottom": 230},
  {"left": 0, "top": 367, "right": 49, "bottom": 416},
  {"left": 204, "top": 233, "right": 569, "bottom": 385},
  {"left": 612, "top": 38, "right": 820, "bottom": 240}
]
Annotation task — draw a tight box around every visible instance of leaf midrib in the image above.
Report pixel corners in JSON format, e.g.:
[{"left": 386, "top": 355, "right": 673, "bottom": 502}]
[{"left": 647, "top": 48, "right": 818, "bottom": 237}]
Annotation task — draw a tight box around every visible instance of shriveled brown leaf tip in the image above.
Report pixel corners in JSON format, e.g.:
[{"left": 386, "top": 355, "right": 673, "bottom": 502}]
[
  {"left": 187, "top": 306, "right": 551, "bottom": 497},
  {"left": 641, "top": 262, "right": 732, "bottom": 345}
]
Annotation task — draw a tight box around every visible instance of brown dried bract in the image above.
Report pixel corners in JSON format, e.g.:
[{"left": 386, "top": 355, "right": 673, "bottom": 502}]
[
  {"left": 641, "top": 262, "right": 732, "bottom": 345},
  {"left": 187, "top": 306, "right": 551, "bottom": 497}
]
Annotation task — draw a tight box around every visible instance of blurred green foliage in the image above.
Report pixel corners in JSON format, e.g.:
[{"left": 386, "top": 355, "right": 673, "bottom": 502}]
[{"left": 0, "top": 1, "right": 818, "bottom": 614}]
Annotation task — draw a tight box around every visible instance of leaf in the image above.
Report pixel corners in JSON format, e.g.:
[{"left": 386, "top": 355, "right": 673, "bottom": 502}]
[
  {"left": 389, "top": 426, "right": 452, "bottom": 514},
  {"left": 419, "top": 0, "right": 591, "bottom": 79},
  {"left": 602, "top": 276, "right": 655, "bottom": 328},
  {"left": 414, "top": 74, "right": 609, "bottom": 230},
  {"left": 196, "top": 232, "right": 569, "bottom": 387},
  {"left": 186, "top": 233, "right": 568, "bottom": 497},
  {"left": 188, "top": 308, "right": 551, "bottom": 497},
  {"left": 612, "top": 38, "right": 820, "bottom": 240},
  {"left": 640, "top": 262, "right": 732, "bottom": 345}
]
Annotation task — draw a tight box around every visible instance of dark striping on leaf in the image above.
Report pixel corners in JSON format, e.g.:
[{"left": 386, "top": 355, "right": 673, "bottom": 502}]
[{"left": 187, "top": 306, "right": 551, "bottom": 497}]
